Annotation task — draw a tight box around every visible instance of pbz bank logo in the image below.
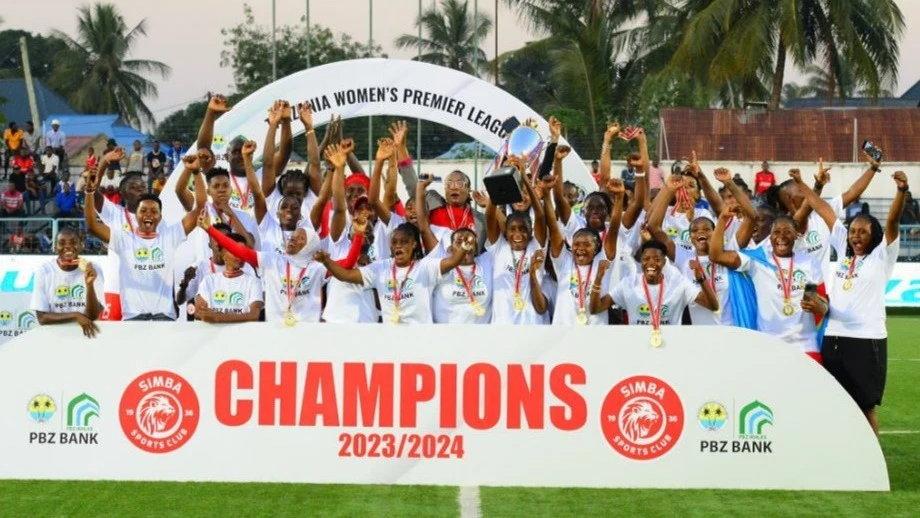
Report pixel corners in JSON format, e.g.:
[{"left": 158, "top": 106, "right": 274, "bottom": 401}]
[
  {"left": 699, "top": 399, "right": 774, "bottom": 454},
  {"left": 28, "top": 392, "right": 101, "bottom": 446}
]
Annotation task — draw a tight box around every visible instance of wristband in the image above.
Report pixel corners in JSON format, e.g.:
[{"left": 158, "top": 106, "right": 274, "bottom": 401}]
[
  {"left": 634, "top": 173, "right": 646, "bottom": 178},
  {"left": 397, "top": 157, "right": 413, "bottom": 168},
  {"left": 306, "top": 129, "right": 315, "bottom": 135},
  {"left": 899, "top": 186, "right": 909, "bottom": 192}
]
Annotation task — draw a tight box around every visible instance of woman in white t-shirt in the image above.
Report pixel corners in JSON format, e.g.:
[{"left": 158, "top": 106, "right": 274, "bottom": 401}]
[
  {"left": 545, "top": 177, "right": 628, "bottom": 326},
  {"left": 794, "top": 169, "right": 908, "bottom": 436},
  {"left": 710, "top": 201, "right": 827, "bottom": 361},
  {"left": 30, "top": 228, "right": 105, "bottom": 337},
  {"left": 483, "top": 171, "right": 549, "bottom": 324},
  {"left": 193, "top": 232, "right": 264, "bottom": 323},
  {"left": 596, "top": 240, "right": 718, "bottom": 346},
  {"left": 319, "top": 222, "right": 472, "bottom": 324}
]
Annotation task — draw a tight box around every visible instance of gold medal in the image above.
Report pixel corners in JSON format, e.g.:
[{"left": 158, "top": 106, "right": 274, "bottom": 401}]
[
  {"left": 842, "top": 279, "right": 853, "bottom": 291},
  {"left": 513, "top": 294, "right": 526, "bottom": 311},
  {"left": 391, "top": 308, "right": 401, "bottom": 324},
  {"left": 575, "top": 309, "right": 588, "bottom": 326},
  {"left": 650, "top": 329, "right": 663, "bottom": 348},
  {"left": 472, "top": 303, "right": 486, "bottom": 317},
  {"left": 284, "top": 311, "right": 297, "bottom": 327},
  {"left": 782, "top": 302, "right": 795, "bottom": 316},
  {"left": 78, "top": 258, "right": 88, "bottom": 272}
]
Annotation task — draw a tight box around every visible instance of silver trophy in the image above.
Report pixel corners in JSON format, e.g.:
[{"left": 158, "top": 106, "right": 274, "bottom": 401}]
[{"left": 484, "top": 118, "right": 545, "bottom": 205}]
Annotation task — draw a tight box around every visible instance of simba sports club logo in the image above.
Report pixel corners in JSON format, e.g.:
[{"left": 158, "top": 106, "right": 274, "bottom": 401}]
[
  {"left": 27, "top": 392, "right": 101, "bottom": 445},
  {"left": 599, "top": 375, "right": 685, "bottom": 460},
  {"left": 698, "top": 400, "right": 774, "bottom": 454},
  {"left": 119, "top": 370, "right": 200, "bottom": 454}
]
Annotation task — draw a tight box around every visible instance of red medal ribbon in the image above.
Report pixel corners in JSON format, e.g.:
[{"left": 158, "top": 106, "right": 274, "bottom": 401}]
[
  {"left": 447, "top": 205, "right": 472, "bottom": 231},
  {"left": 641, "top": 274, "right": 666, "bottom": 330},
  {"left": 512, "top": 251, "right": 527, "bottom": 297},
  {"left": 285, "top": 261, "right": 308, "bottom": 312},
  {"left": 771, "top": 253, "right": 794, "bottom": 302},
  {"left": 230, "top": 174, "right": 250, "bottom": 210},
  {"left": 845, "top": 255, "right": 860, "bottom": 281},
  {"left": 575, "top": 263, "right": 594, "bottom": 314},
  {"left": 391, "top": 260, "right": 416, "bottom": 311},
  {"left": 455, "top": 264, "right": 478, "bottom": 305}
]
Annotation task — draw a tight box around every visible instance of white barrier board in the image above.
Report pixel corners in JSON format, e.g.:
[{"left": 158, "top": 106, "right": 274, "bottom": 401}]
[{"left": 0, "top": 323, "right": 888, "bottom": 490}]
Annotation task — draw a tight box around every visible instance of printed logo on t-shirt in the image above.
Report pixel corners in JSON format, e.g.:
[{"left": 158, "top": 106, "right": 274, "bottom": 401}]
[
  {"left": 122, "top": 223, "right": 131, "bottom": 232},
  {"left": 635, "top": 303, "right": 671, "bottom": 319},
  {"left": 133, "top": 246, "right": 165, "bottom": 271},
  {"left": 230, "top": 189, "right": 255, "bottom": 209},
  {"left": 52, "top": 284, "right": 87, "bottom": 310},
  {"left": 213, "top": 290, "right": 227, "bottom": 304},
  {"left": 279, "top": 275, "right": 312, "bottom": 297},
  {"left": 567, "top": 272, "right": 594, "bottom": 299},
  {"left": 55, "top": 285, "right": 70, "bottom": 299},
  {"left": 384, "top": 277, "right": 415, "bottom": 302},
  {"left": 805, "top": 231, "right": 821, "bottom": 246},
  {"left": 666, "top": 227, "right": 679, "bottom": 238},
  {"left": 135, "top": 247, "right": 150, "bottom": 261},
  {"left": 451, "top": 272, "right": 486, "bottom": 299}
]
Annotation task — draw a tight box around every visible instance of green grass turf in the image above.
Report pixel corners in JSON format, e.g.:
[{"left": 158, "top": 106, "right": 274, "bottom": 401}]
[{"left": 1, "top": 315, "right": 918, "bottom": 517}]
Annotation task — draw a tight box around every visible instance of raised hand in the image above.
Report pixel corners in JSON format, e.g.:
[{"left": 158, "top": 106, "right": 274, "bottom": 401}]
[
  {"left": 268, "top": 100, "right": 286, "bottom": 126},
  {"left": 388, "top": 120, "right": 408, "bottom": 147},
  {"left": 863, "top": 149, "right": 882, "bottom": 170},
  {"left": 788, "top": 168, "right": 803, "bottom": 184},
  {"left": 814, "top": 157, "right": 831, "bottom": 186},
  {"left": 207, "top": 93, "right": 230, "bottom": 114},
  {"left": 555, "top": 144, "right": 571, "bottom": 161},
  {"left": 506, "top": 154, "right": 526, "bottom": 172},
  {"left": 686, "top": 150, "right": 701, "bottom": 177},
  {"left": 665, "top": 174, "right": 684, "bottom": 192},
  {"left": 418, "top": 173, "right": 435, "bottom": 191},
  {"left": 459, "top": 233, "right": 476, "bottom": 251},
  {"left": 313, "top": 249, "right": 331, "bottom": 265},
  {"left": 471, "top": 190, "right": 490, "bottom": 208},
  {"left": 352, "top": 212, "right": 369, "bottom": 235},
  {"left": 713, "top": 167, "right": 731, "bottom": 184},
  {"left": 242, "top": 140, "right": 258, "bottom": 160},
  {"left": 541, "top": 175, "right": 558, "bottom": 191},
  {"left": 375, "top": 137, "right": 396, "bottom": 162},
  {"left": 197, "top": 208, "right": 211, "bottom": 231},
  {"left": 606, "top": 178, "right": 626, "bottom": 197},
  {"left": 688, "top": 259, "right": 705, "bottom": 281},
  {"left": 548, "top": 116, "right": 562, "bottom": 142},
  {"left": 626, "top": 152, "right": 643, "bottom": 170},
  {"left": 83, "top": 262, "right": 97, "bottom": 285},
  {"left": 324, "top": 143, "right": 348, "bottom": 170},
  {"left": 104, "top": 147, "right": 125, "bottom": 165},
  {"left": 297, "top": 101, "right": 314, "bottom": 130},
  {"left": 279, "top": 100, "right": 292, "bottom": 121},
  {"left": 530, "top": 249, "right": 546, "bottom": 275},
  {"left": 597, "top": 259, "right": 610, "bottom": 276},
  {"left": 893, "top": 170, "right": 909, "bottom": 191},
  {"left": 183, "top": 266, "right": 197, "bottom": 284},
  {"left": 182, "top": 154, "right": 200, "bottom": 172},
  {"left": 604, "top": 122, "right": 620, "bottom": 143}
]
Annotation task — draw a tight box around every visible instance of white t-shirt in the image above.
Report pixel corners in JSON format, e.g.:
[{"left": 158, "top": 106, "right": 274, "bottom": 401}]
[
  {"left": 189, "top": 204, "right": 261, "bottom": 262},
  {"left": 99, "top": 174, "right": 119, "bottom": 191},
  {"left": 40, "top": 153, "right": 60, "bottom": 173},
  {"left": 611, "top": 267, "right": 700, "bottom": 326},
  {"left": 674, "top": 248, "right": 732, "bottom": 326},
  {"left": 258, "top": 215, "right": 316, "bottom": 256},
  {"left": 550, "top": 249, "right": 610, "bottom": 326},
  {"left": 180, "top": 257, "right": 256, "bottom": 303},
  {"left": 563, "top": 213, "right": 642, "bottom": 283},
  {"left": 227, "top": 169, "right": 263, "bottom": 214},
  {"left": 736, "top": 251, "right": 822, "bottom": 353},
  {"left": 30, "top": 260, "right": 105, "bottom": 314},
  {"left": 322, "top": 235, "right": 379, "bottom": 324},
  {"left": 360, "top": 254, "right": 442, "bottom": 324},
  {"left": 110, "top": 223, "right": 187, "bottom": 320},
  {"left": 100, "top": 197, "right": 139, "bottom": 234},
  {"left": 433, "top": 251, "right": 494, "bottom": 324},
  {"left": 266, "top": 189, "right": 317, "bottom": 224},
  {"left": 197, "top": 271, "right": 263, "bottom": 315},
  {"left": 258, "top": 253, "right": 328, "bottom": 323},
  {"left": 488, "top": 237, "right": 546, "bottom": 325},
  {"left": 825, "top": 220, "right": 898, "bottom": 339},
  {"left": 663, "top": 208, "right": 715, "bottom": 252},
  {"left": 796, "top": 195, "right": 845, "bottom": 264}
]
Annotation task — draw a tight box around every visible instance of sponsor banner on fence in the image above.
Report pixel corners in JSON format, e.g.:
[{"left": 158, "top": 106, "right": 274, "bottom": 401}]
[{"left": 0, "top": 323, "right": 888, "bottom": 490}]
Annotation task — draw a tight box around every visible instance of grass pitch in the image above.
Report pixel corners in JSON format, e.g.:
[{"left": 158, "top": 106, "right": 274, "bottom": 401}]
[{"left": 2, "top": 316, "right": 918, "bottom": 517}]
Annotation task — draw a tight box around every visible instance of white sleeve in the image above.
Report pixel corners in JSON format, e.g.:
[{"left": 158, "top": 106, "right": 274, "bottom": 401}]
[
  {"left": 247, "top": 277, "right": 264, "bottom": 305},
  {"left": 109, "top": 224, "right": 126, "bottom": 253},
  {"left": 29, "top": 265, "right": 50, "bottom": 312},
  {"left": 167, "top": 223, "right": 188, "bottom": 249},
  {"left": 424, "top": 254, "right": 444, "bottom": 284},
  {"left": 736, "top": 252, "right": 754, "bottom": 273},
  {"left": 197, "top": 276, "right": 213, "bottom": 302},
  {"left": 828, "top": 195, "right": 846, "bottom": 220},
  {"left": 829, "top": 219, "right": 848, "bottom": 255},
  {"left": 610, "top": 280, "right": 626, "bottom": 308},
  {"left": 359, "top": 261, "right": 383, "bottom": 291},
  {"left": 99, "top": 197, "right": 117, "bottom": 223},
  {"left": 884, "top": 238, "right": 900, "bottom": 277},
  {"left": 679, "top": 274, "right": 702, "bottom": 306}
]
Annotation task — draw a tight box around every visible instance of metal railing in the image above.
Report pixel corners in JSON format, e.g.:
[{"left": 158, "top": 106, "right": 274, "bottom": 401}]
[{"left": 0, "top": 217, "right": 106, "bottom": 255}]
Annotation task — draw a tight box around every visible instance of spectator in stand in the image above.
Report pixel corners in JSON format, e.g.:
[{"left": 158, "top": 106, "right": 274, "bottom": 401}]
[
  {"left": 126, "top": 140, "right": 145, "bottom": 174},
  {"left": 85, "top": 147, "right": 98, "bottom": 170},
  {"left": 99, "top": 166, "right": 120, "bottom": 202},
  {"left": 620, "top": 161, "right": 637, "bottom": 192},
  {"left": 8, "top": 162, "right": 27, "bottom": 194},
  {"left": 590, "top": 159, "right": 600, "bottom": 184},
  {"left": 754, "top": 160, "right": 776, "bottom": 197},
  {"left": 146, "top": 141, "right": 166, "bottom": 186},
  {"left": 24, "top": 169, "right": 42, "bottom": 215},
  {"left": 167, "top": 139, "right": 186, "bottom": 172},
  {"left": 901, "top": 190, "right": 920, "bottom": 241},
  {"left": 151, "top": 170, "right": 167, "bottom": 195},
  {"left": 23, "top": 121, "right": 41, "bottom": 158},
  {"left": 54, "top": 171, "right": 79, "bottom": 217},
  {"left": 6, "top": 225, "right": 31, "bottom": 253},
  {"left": 3, "top": 122, "right": 24, "bottom": 177},
  {"left": 103, "top": 139, "right": 121, "bottom": 175},
  {"left": 40, "top": 146, "right": 60, "bottom": 187},
  {"left": 38, "top": 228, "right": 53, "bottom": 253},
  {"left": 45, "top": 120, "right": 67, "bottom": 164},
  {"left": 12, "top": 147, "right": 35, "bottom": 176},
  {"left": 648, "top": 156, "right": 665, "bottom": 197},
  {"left": 1, "top": 182, "right": 25, "bottom": 217}
]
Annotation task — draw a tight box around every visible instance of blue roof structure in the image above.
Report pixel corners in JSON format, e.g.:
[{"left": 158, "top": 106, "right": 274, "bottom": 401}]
[
  {"left": 783, "top": 97, "right": 919, "bottom": 109},
  {"left": 900, "top": 79, "right": 920, "bottom": 101},
  {"left": 42, "top": 114, "right": 154, "bottom": 150},
  {"left": 0, "top": 78, "right": 76, "bottom": 125}
]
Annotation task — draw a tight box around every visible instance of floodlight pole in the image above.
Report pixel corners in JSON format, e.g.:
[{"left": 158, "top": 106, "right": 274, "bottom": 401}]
[{"left": 272, "top": 0, "right": 277, "bottom": 81}]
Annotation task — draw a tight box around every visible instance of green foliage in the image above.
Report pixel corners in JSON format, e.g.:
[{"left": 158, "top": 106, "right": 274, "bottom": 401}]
[
  {"left": 395, "top": 0, "right": 492, "bottom": 76},
  {"left": 220, "top": 4, "right": 383, "bottom": 96},
  {"left": 156, "top": 93, "right": 246, "bottom": 144},
  {"left": 0, "top": 95, "right": 6, "bottom": 125},
  {"left": 49, "top": 3, "right": 171, "bottom": 128},
  {"left": 0, "top": 30, "right": 69, "bottom": 82}
]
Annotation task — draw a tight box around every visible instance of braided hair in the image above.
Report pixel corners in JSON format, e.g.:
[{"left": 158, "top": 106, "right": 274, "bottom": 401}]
[{"left": 393, "top": 222, "right": 425, "bottom": 260}]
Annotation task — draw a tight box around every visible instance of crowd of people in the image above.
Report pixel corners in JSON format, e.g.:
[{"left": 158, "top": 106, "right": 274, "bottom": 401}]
[{"left": 24, "top": 96, "right": 912, "bottom": 435}]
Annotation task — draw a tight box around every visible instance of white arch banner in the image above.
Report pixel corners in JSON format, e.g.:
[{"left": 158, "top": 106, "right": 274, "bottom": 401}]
[{"left": 162, "top": 58, "right": 593, "bottom": 221}]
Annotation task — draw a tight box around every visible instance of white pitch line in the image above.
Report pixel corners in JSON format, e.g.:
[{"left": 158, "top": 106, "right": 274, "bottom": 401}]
[
  {"left": 889, "top": 358, "right": 920, "bottom": 362},
  {"left": 880, "top": 430, "right": 920, "bottom": 435},
  {"left": 458, "top": 486, "right": 482, "bottom": 518}
]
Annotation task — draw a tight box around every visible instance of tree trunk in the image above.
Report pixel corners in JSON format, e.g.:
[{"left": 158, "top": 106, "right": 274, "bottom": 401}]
[{"left": 769, "top": 40, "right": 786, "bottom": 110}]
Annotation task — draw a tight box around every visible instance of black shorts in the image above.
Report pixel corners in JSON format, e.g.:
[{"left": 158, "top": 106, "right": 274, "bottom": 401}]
[{"left": 821, "top": 335, "right": 887, "bottom": 411}]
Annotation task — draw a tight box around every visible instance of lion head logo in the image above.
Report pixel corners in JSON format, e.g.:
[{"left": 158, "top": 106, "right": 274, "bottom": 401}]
[
  {"left": 137, "top": 394, "right": 177, "bottom": 438},
  {"left": 621, "top": 399, "right": 661, "bottom": 444}
]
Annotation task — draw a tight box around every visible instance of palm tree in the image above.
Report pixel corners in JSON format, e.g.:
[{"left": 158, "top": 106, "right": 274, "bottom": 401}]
[
  {"left": 502, "top": 0, "right": 671, "bottom": 155},
  {"left": 49, "top": 3, "right": 170, "bottom": 127},
  {"left": 670, "top": 0, "right": 904, "bottom": 110},
  {"left": 395, "top": 0, "right": 492, "bottom": 76}
]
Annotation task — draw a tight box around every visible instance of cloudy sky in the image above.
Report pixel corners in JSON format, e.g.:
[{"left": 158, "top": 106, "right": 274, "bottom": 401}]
[{"left": 6, "top": 0, "right": 920, "bottom": 123}]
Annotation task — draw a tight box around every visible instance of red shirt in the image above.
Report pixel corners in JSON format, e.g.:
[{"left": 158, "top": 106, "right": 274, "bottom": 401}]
[
  {"left": 754, "top": 171, "right": 776, "bottom": 195},
  {"left": 86, "top": 155, "right": 98, "bottom": 169},
  {"left": 1, "top": 189, "right": 23, "bottom": 212},
  {"left": 429, "top": 205, "right": 475, "bottom": 231},
  {"left": 12, "top": 155, "right": 35, "bottom": 174}
]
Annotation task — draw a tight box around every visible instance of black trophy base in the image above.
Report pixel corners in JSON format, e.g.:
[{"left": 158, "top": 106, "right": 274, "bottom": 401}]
[{"left": 483, "top": 166, "right": 524, "bottom": 205}]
